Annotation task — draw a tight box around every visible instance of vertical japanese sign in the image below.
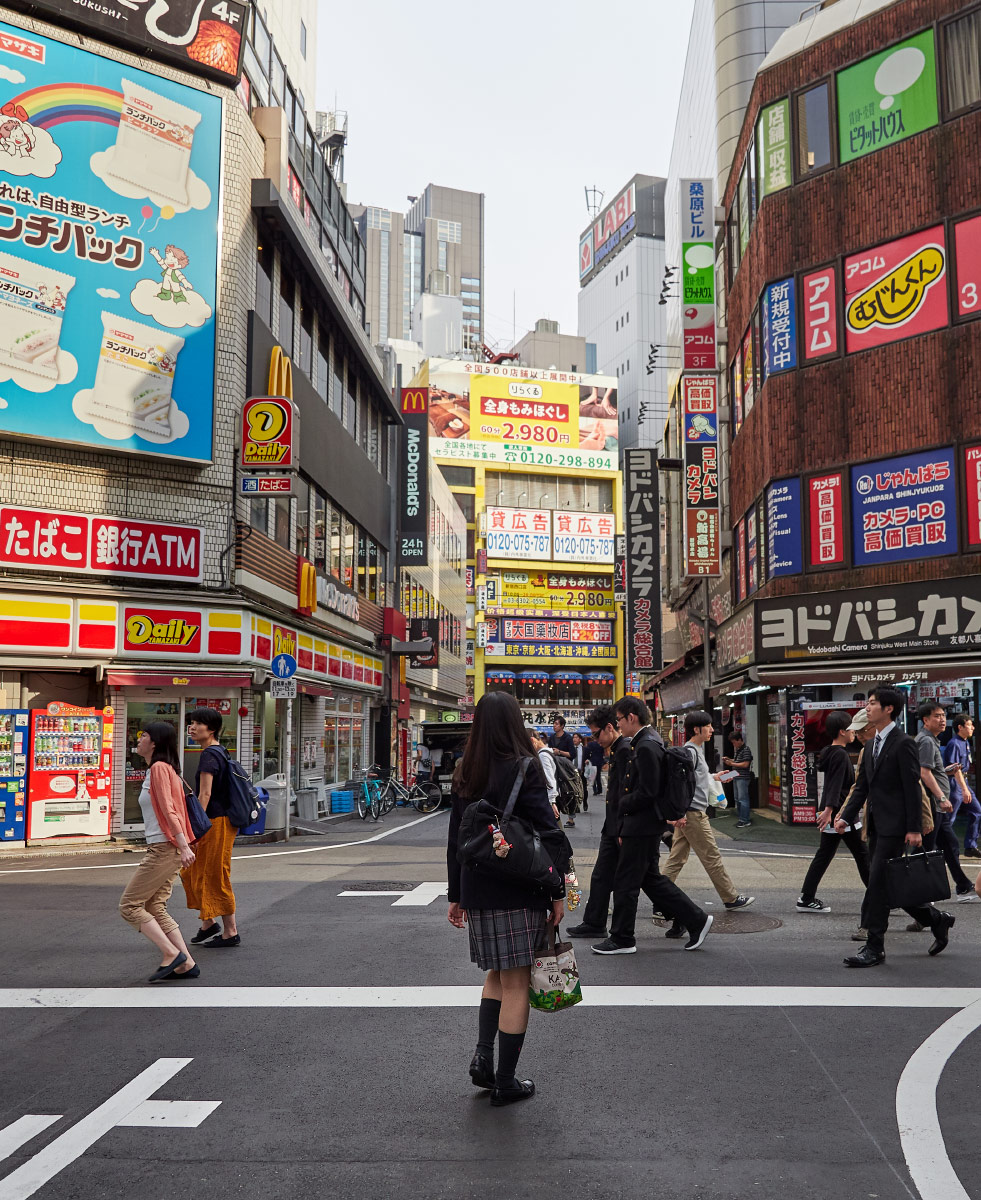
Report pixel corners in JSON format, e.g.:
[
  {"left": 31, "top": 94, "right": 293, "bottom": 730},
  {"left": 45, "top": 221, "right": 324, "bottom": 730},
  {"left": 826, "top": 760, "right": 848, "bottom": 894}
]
[
  {"left": 397, "top": 386, "right": 429, "bottom": 565},
  {"left": 684, "top": 443, "right": 720, "bottom": 578},
  {"left": 623, "top": 448, "right": 661, "bottom": 675},
  {"left": 756, "top": 98, "right": 791, "bottom": 200},
  {"left": 954, "top": 213, "right": 981, "bottom": 320},
  {"left": 736, "top": 518, "right": 747, "bottom": 603},
  {"left": 762, "top": 278, "right": 797, "bottom": 374},
  {"left": 836, "top": 29, "right": 939, "bottom": 165},
  {"left": 786, "top": 693, "right": 817, "bottom": 825},
  {"left": 741, "top": 326, "right": 755, "bottom": 415},
  {"left": 807, "top": 473, "right": 845, "bottom": 567},
  {"left": 801, "top": 266, "right": 839, "bottom": 361},
  {"left": 680, "top": 178, "right": 716, "bottom": 370},
  {"left": 851, "top": 447, "right": 956, "bottom": 566},
  {"left": 844, "top": 227, "right": 947, "bottom": 353},
  {"left": 965, "top": 444, "right": 981, "bottom": 548},
  {"left": 747, "top": 507, "right": 758, "bottom": 594},
  {"left": 766, "top": 478, "right": 803, "bottom": 577}
]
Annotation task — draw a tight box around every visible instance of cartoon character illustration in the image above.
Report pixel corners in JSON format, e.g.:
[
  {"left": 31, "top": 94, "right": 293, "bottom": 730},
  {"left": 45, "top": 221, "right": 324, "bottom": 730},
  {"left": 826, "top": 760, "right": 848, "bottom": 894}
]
[
  {"left": 38, "top": 284, "right": 67, "bottom": 312},
  {"left": 149, "top": 245, "right": 193, "bottom": 305},
  {"left": 0, "top": 103, "right": 35, "bottom": 159},
  {"left": 146, "top": 345, "right": 177, "bottom": 373}
]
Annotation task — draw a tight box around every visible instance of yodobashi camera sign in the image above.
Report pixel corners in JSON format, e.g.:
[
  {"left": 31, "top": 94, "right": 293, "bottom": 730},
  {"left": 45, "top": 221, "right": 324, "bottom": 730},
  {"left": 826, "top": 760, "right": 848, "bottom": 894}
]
[{"left": 398, "top": 386, "right": 429, "bottom": 566}]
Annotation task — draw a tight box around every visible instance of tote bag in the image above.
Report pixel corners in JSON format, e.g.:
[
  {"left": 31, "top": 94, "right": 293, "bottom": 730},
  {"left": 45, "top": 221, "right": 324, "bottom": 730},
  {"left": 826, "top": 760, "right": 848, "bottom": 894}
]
[
  {"left": 529, "top": 924, "right": 582, "bottom": 1013},
  {"left": 885, "top": 848, "right": 950, "bottom": 909}
]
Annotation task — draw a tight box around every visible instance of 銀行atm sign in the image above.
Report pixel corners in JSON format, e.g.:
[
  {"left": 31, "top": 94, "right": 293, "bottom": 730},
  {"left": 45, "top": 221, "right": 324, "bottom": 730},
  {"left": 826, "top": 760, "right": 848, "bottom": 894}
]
[{"left": 241, "top": 397, "right": 298, "bottom": 469}]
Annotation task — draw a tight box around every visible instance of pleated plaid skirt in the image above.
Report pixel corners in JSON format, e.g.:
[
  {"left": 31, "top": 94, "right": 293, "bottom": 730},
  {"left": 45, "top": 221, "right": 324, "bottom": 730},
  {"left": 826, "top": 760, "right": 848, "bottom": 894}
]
[{"left": 468, "top": 907, "right": 550, "bottom": 971}]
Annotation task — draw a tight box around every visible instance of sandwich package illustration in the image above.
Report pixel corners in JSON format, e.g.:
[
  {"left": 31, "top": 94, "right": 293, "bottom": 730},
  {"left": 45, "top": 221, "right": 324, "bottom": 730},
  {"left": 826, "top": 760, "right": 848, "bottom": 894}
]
[
  {"left": 103, "top": 79, "right": 202, "bottom": 208},
  {"left": 0, "top": 251, "right": 76, "bottom": 381},
  {"left": 88, "top": 312, "right": 185, "bottom": 438}
]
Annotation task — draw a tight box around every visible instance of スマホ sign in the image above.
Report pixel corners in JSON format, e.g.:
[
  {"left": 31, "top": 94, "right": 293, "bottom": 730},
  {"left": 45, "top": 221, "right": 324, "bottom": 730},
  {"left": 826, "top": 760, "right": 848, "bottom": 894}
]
[
  {"left": 844, "top": 227, "right": 947, "bottom": 352},
  {"left": 241, "top": 397, "right": 297, "bottom": 468},
  {"left": 851, "top": 447, "right": 956, "bottom": 566}
]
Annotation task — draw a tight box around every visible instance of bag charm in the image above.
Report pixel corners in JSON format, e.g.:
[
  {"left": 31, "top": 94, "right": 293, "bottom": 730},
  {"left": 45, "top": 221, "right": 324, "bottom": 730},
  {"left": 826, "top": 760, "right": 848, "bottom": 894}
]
[
  {"left": 489, "top": 822, "right": 512, "bottom": 858},
  {"left": 565, "top": 861, "right": 582, "bottom": 910}
]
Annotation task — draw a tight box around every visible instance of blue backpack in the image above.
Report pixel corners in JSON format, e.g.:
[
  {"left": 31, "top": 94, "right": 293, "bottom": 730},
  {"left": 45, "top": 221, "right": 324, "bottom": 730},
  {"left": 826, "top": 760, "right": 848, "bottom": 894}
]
[{"left": 215, "top": 745, "right": 264, "bottom": 829}]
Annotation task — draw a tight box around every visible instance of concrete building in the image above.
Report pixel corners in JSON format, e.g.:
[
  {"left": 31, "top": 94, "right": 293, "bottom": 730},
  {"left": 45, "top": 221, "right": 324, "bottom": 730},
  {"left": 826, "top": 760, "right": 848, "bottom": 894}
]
[
  {"left": 513, "top": 320, "right": 591, "bottom": 374},
  {"left": 411, "top": 294, "right": 464, "bottom": 360},
  {"left": 578, "top": 174, "right": 667, "bottom": 450},
  {"left": 407, "top": 185, "right": 485, "bottom": 350},
  {"left": 257, "top": 0, "right": 318, "bottom": 113}
]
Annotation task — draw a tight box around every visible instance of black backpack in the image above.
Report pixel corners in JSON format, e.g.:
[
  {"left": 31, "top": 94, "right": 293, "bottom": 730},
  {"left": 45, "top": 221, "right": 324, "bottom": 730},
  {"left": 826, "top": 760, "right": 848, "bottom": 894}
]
[
  {"left": 657, "top": 744, "right": 698, "bottom": 821},
  {"left": 215, "top": 745, "right": 265, "bottom": 829},
  {"left": 552, "top": 753, "right": 585, "bottom": 815}
]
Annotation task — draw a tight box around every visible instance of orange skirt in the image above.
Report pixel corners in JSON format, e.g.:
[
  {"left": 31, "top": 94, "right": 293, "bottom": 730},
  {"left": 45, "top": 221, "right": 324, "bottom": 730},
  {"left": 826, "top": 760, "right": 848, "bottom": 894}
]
[{"left": 181, "top": 814, "right": 236, "bottom": 920}]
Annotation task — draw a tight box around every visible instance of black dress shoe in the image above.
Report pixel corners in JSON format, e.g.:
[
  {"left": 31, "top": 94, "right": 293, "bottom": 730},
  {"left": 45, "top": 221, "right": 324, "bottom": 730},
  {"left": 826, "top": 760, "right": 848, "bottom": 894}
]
[
  {"left": 469, "top": 1053, "right": 494, "bottom": 1089},
  {"left": 843, "top": 946, "right": 885, "bottom": 967},
  {"left": 928, "top": 911, "right": 955, "bottom": 956},
  {"left": 565, "top": 923, "right": 606, "bottom": 939},
  {"left": 490, "top": 1078, "right": 535, "bottom": 1107},
  {"left": 190, "top": 923, "right": 221, "bottom": 944},
  {"left": 202, "top": 933, "right": 241, "bottom": 948}
]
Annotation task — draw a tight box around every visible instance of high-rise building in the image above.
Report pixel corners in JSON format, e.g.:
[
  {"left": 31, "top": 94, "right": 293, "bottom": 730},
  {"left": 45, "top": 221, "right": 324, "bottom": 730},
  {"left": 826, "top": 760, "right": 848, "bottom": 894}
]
[
  {"left": 577, "top": 174, "right": 667, "bottom": 450},
  {"left": 513, "top": 320, "right": 591, "bottom": 374}
]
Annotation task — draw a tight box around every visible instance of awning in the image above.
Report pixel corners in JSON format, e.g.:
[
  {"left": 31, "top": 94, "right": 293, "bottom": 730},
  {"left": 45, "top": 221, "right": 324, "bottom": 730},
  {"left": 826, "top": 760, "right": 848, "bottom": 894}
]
[
  {"left": 106, "top": 670, "right": 254, "bottom": 689},
  {"left": 551, "top": 671, "right": 582, "bottom": 683},
  {"left": 652, "top": 651, "right": 699, "bottom": 685},
  {"left": 756, "top": 658, "right": 981, "bottom": 688},
  {"left": 584, "top": 671, "right": 615, "bottom": 683},
  {"left": 709, "top": 676, "right": 746, "bottom": 698},
  {"left": 485, "top": 670, "right": 516, "bottom": 682},
  {"left": 517, "top": 671, "right": 549, "bottom": 682}
]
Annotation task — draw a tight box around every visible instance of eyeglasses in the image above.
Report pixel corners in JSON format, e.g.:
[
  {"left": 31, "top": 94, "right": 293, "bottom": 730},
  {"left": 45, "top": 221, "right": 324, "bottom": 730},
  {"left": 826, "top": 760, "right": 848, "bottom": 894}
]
[{"left": 615, "top": 715, "right": 628, "bottom": 725}]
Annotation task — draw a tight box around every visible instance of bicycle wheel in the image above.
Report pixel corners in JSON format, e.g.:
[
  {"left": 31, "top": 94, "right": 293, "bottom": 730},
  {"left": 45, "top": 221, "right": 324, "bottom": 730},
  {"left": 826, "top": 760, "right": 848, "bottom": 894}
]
[
  {"left": 369, "top": 781, "right": 381, "bottom": 821},
  {"left": 412, "top": 782, "right": 442, "bottom": 813},
  {"left": 356, "top": 785, "right": 368, "bottom": 820},
  {"left": 380, "top": 781, "right": 396, "bottom": 815}
]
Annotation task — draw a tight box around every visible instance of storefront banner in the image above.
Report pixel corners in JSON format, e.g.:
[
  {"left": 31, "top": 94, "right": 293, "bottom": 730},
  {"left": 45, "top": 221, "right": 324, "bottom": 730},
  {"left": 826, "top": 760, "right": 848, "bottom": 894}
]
[
  {"left": 851, "top": 447, "right": 956, "bottom": 566},
  {"left": 801, "top": 266, "right": 839, "bottom": 361},
  {"left": 714, "top": 606, "right": 755, "bottom": 676},
  {"left": 747, "top": 507, "right": 759, "bottom": 594},
  {"left": 16, "top": 0, "right": 248, "bottom": 86},
  {"left": 965, "top": 444, "right": 981, "bottom": 548},
  {"left": 240, "top": 396, "right": 296, "bottom": 469},
  {"left": 484, "top": 641, "right": 617, "bottom": 662},
  {"left": 954, "top": 213, "right": 981, "bottom": 320},
  {"left": 807, "top": 472, "right": 845, "bottom": 567},
  {"left": 492, "top": 618, "right": 613, "bottom": 645},
  {"left": 485, "top": 506, "right": 552, "bottom": 560},
  {"left": 786, "top": 692, "right": 817, "bottom": 824},
  {"left": 757, "top": 574, "right": 981, "bottom": 662},
  {"left": 623, "top": 448, "right": 661, "bottom": 673},
  {"left": 682, "top": 375, "right": 717, "bottom": 442},
  {"left": 465, "top": 637, "right": 475, "bottom": 670},
  {"left": 836, "top": 29, "right": 938, "bottom": 165},
  {"left": 737, "top": 518, "right": 747, "bottom": 602},
  {"left": 756, "top": 98, "right": 791, "bottom": 200},
  {"left": 551, "top": 510, "right": 615, "bottom": 564},
  {"left": 397, "top": 386, "right": 429, "bottom": 566},
  {"left": 686, "top": 509, "right": 720, "bottom": 581},
  {"left": 741, "top": 326, "right": 755, "bottom": 414},
  {"left": 844, "top": 226, "right": 947, "bottom": 352},
  {"left": 491, "top": 571, "right": 615, "bottom": 616},
  {"left": 681, "top": 177, "right": 716, "bottom": 371},
  {"left": 408, "top": 617, "right": 439, "bottom": 669},
  {"left": 762, "top": 278, "right": 797, "bottom": 374},
  {"left": 766, "top": 478, "right": 803, "bottom": 577},
  {"left": 0, "top": 505, "right": 202, "bottom": 581},
  {"left": 0, "top": 22, "right": 221, "bottom": 463}
]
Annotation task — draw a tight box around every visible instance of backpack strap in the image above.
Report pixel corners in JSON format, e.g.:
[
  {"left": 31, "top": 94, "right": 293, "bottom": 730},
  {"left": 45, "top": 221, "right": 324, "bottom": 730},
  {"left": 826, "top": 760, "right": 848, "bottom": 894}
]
[{"left": 500, "top": 757, "right": 530, "bottom": 832}]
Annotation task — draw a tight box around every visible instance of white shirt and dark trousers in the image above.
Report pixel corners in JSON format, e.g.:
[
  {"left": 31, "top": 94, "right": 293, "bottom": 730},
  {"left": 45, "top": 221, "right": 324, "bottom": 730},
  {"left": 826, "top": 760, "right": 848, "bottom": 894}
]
[{"left": 839, "top": 723, "right": 954, "bottom": 962}]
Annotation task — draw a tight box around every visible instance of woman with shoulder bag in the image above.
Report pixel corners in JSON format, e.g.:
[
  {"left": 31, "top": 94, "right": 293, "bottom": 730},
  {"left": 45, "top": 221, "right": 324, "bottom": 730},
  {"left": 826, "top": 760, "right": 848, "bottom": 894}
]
[
  {"left": 119, "top": 722, "right": 201, "bottom": 982},
  {"left": 446, "top": 691, "right": 565, "bottom": 1107}
]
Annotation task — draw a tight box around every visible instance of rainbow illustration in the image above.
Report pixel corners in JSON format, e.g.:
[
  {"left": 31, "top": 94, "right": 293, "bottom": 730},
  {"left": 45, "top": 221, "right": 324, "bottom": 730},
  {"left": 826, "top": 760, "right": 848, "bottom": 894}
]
[{"left": 8, "top": 83, "right": 122, "bottom": 130}]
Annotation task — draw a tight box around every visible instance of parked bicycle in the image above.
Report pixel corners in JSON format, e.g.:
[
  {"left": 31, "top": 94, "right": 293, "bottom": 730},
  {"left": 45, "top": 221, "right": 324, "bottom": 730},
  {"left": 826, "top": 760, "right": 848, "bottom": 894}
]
[
  {"left": 354, "top": 769, "right": 383, "bottom": 821},
  {"left": 371, "top": 764, "right": 442, "bottom": 814}
]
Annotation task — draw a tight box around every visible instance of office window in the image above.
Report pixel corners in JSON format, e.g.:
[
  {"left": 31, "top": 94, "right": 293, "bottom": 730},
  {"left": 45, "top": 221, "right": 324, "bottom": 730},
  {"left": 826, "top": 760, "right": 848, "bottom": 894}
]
[
  {"left": 332, "top": 349, "right": 344, "bottom": 420},
  {"left": 255, "top": 240, "right": 273, "bottom": 325},
  {"left": 341, "top": 514, "right": 355, "bottom": 588},
  {"left": 795, "top": 81, "right": 832, "bottom": 178},
  {"left": 279, "top": 268, "right": 294, "bottom": 354},
  {"left": 300, "top": 19, "right": 307, "bottom": 58},
  {"left": 298, "top": 295, "right": 313, "bottom": 378},
  {"left": 272, "top": 497, "right": 291, "bottom": 549},
  {"left": 356, "top": 529, "right": 367, "bottom": 596},
  {"left": 316, "top": 323, "right": 329, "bottom": 403},
  {"left": 249, "top": 498, "right": 268, "bottom": 535},
  {"left": 441, "top": 466, "right": 474, "bottom": 487},
  {"left": 367, "top": 538, "right": 378, "bottom": 604},
  {"left": 944, "top": 8, "right": 981, "bottom": 113},
  {"left": 295, "top": 479, "right": 309, "bottom": 561},
  {"left": 438, "top": 240, "right": 447, "bottom": 272},
  {"left": 330, "top": 503, "right": 341, "bottom": 579},
  {"left": 345, "top": 365, "right": 357, "bottom": 437}
]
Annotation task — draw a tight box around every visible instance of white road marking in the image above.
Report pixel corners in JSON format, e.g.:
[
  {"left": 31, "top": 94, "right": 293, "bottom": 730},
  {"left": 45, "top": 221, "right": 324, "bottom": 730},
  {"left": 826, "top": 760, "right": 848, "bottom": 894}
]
[
  {"left": 0, "top": 1058, "right": 197, "bottom": 1200},
  {"left": 0, "top": 1119, "right": 59, "bottom": 1164},
  {"left": 337, "top": 882, "right": 448, "bottom": 906},
  {"left": 0, "top": 811, "right": 447, "bottom": 876},
  {"left": 116, "top": 1100, "right": 221, "bottom": 1129},
  {"left": 1, "top": 985, "right": 979, "bottom": 1009},
  {"left": 896, "top": 996, "right": 981, "bottom": 1200}
]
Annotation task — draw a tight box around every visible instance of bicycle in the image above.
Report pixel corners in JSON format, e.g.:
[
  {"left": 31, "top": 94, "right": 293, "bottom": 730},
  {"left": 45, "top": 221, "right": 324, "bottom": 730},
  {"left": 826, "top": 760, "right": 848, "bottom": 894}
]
[
  {"left": 371, "top": 764, "right": 442, "bottom": 814},
  {"left": 354, "top": 770, "right": 383, "bottom": 821}
]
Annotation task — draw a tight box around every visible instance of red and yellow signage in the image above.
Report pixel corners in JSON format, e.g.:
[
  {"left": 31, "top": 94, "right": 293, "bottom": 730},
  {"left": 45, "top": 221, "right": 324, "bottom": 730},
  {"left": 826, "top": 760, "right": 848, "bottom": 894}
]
[
  {"left": 844, "top": 226, "right": 948, "bottom": 352},
  {"left": 241, "top": 396, "right": 297, "bottom": 468},
  {"left": 123, "top": 607, "right": 202, "bottom": 653}
]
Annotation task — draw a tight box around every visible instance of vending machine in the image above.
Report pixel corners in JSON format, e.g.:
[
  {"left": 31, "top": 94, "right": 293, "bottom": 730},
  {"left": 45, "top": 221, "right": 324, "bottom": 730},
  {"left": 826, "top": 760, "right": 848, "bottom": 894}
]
[
  {"left": 26, "top": 703, "right": 114, "bottom": 841},
  {"left": 0, "top": 709, "right": 28, "bottom": 845}
]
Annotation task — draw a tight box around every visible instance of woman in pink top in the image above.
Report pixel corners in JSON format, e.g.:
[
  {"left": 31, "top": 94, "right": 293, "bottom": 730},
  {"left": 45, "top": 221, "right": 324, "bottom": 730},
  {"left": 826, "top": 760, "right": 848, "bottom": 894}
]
[{"left": 119, "top": 721, "right": 202, "bottom": 982}]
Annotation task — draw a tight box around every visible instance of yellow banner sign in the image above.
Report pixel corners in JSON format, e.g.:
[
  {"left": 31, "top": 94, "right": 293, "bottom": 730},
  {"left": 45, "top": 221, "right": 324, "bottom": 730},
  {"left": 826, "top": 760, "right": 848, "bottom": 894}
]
[{"left": 490, "top": 570, "right": 614, "bottom": 614}]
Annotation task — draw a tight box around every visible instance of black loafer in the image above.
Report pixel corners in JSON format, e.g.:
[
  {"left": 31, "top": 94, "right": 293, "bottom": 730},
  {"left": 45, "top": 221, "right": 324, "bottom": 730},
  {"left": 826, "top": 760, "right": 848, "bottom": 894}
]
[
  {"left": 164, "top": 964, "right": 200, "bottom": 981},
  {"left": 202, "top": 933, "right": 241, "bottom": 948},
  {"left": 148, "top": 952, "right": 186, "bottom": 982},
  {"left": 191, "top": 923, "right": 221, "bottom": 944},
  {"left": 469, "top": 1053, "right": 494, "bottom": 1090},
  {"left": 490, "top": 1078, "right": 535, "bottom": 1107},
  {"left": 928, "top": 912, "right": 955, "bottom": 956},
  {"left": 843, "top": 946, "right": 885, "bottom": 967}
]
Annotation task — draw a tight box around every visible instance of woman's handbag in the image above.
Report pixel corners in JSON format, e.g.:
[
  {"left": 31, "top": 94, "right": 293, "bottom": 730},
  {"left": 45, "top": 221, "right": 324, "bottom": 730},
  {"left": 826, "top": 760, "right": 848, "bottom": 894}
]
[
  {"left": 529, "top": 924, "right": 582, "bottom": 1012},
  {"left": 182, "top": 779, "right": 212, "bottom": 842},
  {"left": 457, "top": 758, "right": 569, "bottom": 892},
  {"left": 885, "top": 847, "right": 951, "bottom": 909}
]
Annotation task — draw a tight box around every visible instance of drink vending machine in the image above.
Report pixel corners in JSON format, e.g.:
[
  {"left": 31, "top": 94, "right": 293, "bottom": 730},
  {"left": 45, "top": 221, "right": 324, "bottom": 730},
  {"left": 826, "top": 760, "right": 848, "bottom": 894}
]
[
  {"left": 26, "top": 703, "right": 114, "bottom": 841},
  {"left": 0, "top": 709, "right": 28, "bottom": 844}
]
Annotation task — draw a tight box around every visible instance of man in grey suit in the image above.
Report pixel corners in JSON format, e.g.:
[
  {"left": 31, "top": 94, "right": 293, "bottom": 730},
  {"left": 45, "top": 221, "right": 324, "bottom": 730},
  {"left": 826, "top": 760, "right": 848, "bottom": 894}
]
[{"left": 837, "top": 686, "right": 955, "bottom": 967}]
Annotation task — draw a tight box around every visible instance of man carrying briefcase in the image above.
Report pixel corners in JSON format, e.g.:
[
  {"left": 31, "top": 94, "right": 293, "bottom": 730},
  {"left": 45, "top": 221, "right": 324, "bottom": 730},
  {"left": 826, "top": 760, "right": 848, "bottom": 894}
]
[{"left": 836, "top": 686, "right": 955, "bottom": 967}]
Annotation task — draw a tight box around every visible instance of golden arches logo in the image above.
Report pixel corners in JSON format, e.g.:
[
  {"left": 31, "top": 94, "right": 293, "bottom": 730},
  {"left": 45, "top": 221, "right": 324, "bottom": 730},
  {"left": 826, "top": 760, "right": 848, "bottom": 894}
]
[
  {"left": 297, "top": 560, "right": 317, "bottom": 614},
  {"left": 846, "top": 245, "right": 945, "bottom": 334},
  {"left": 268, "top": 346, "right": 293, "bottom": 399},
  {"left": 401, "top": 387, "right": 428, "bottom": 414}
]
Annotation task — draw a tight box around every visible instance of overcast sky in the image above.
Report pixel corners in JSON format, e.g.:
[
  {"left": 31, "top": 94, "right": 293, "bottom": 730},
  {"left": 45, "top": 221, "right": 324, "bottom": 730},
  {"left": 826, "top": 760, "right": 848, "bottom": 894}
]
[{"left": 316, "top": 0, "right": 696, "bottom": 349}]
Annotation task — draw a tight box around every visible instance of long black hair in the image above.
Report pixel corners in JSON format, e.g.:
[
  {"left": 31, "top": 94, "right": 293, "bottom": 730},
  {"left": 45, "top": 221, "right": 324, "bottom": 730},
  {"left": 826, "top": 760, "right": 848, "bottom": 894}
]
[
  {"left": 143, "top": 721, "right": 182, "bottom": 771},
  {"left": 457, "top": 691, "right": 536, "bottom": 800}
]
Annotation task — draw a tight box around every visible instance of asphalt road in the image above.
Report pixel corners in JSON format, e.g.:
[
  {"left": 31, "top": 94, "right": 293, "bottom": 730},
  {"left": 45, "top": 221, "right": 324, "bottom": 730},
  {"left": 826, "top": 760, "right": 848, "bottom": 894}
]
[{"left": 1, "top": 807, "right": 980, "bottom": 1200}]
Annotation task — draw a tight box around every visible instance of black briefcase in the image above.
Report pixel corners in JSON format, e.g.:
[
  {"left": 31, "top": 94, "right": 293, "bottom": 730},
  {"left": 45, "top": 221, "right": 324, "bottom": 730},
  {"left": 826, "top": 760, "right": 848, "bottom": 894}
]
[{"left": 885, "top": 849, "right": 951, "bottom": 909}]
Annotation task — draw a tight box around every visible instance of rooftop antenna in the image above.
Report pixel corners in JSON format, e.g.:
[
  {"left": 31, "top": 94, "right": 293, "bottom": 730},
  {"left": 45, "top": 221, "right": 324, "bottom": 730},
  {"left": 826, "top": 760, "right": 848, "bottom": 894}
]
[{"left": 584, "top": 185, "right": 604, "bottom": 219}]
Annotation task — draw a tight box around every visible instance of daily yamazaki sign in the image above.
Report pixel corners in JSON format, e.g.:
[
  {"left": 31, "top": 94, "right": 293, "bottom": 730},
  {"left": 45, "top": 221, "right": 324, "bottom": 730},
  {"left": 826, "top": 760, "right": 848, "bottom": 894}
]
[
  {"left": 240, "top": 396, "right": 297, "bottom": 469},
  {"left": 123, "top": 608, "right": 203, "bottom": 654}
]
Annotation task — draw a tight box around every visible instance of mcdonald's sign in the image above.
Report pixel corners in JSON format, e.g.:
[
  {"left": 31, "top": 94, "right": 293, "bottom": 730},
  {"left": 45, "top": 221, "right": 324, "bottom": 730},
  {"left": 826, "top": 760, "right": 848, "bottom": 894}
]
[
  {"left": 397, "top": 386, "right": 430, "bottom": 566},
  {"left": 241, "top": 396, "right": 298, "bottom": 469},
  {"left": 401, "top": 387, "right": 428, "bottom": 414},
  {"left": 296, "top": 558, "right": 317, "bottom": 616},
  {"left": 268, "top": 346, "right": 294, "bottom": 400}
]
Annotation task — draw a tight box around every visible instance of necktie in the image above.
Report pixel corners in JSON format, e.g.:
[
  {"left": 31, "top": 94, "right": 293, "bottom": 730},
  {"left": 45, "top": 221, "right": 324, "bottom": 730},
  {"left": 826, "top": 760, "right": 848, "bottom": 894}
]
[{"left": 873, "top": 732, "right": 883, "bottom": 766}]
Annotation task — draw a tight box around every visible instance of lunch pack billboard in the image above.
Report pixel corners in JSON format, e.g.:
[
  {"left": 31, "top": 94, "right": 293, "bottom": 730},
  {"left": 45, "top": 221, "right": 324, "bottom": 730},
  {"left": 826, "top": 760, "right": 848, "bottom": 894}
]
[{"left": 0, "top": 22, "right": 220, "bottom": 463}]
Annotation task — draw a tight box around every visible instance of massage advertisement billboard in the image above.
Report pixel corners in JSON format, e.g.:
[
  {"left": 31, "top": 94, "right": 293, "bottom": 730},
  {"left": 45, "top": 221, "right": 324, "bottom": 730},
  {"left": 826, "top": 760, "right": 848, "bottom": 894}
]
[{"left": 0, "top": 22, "right": 220, "bottom": 463}]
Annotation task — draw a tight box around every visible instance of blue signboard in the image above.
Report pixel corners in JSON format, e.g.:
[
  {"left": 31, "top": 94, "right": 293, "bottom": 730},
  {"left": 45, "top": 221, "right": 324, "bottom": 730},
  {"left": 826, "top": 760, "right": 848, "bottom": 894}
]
[
  {"left": 766, "top": 478, "right": 803, "bottom": 577},
  {"left": 851, "top": 448, "right": 957, "bottom": 566},
  {"left": 762, "top": 277, "right": 797, "bottom": 375},
  {"left": 271, "top": 653, "right": 297, "bottom": 679},
  {"left": 0, "top": 21, "right": 220, "bottom": 463}
]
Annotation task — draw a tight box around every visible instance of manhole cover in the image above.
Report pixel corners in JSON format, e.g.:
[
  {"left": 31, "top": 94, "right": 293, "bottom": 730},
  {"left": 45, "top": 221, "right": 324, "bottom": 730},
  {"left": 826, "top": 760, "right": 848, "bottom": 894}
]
[
  {"left": 653, "top": 912, "right": 783, "bottom": 934},
  {"left": 338, "top": 881, "right": 416, "bottom": 891}
]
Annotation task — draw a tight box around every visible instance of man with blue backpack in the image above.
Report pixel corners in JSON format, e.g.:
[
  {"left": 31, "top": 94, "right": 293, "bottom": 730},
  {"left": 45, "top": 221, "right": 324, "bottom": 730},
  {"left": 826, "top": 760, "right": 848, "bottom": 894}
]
[{"left": 591, "top": 697, "right": 712, "bottom": 955}]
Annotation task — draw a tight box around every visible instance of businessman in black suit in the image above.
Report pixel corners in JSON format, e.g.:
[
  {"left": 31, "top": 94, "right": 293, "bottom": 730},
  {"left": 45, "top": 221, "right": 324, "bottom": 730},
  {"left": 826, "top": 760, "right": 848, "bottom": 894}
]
[{"left": 836, "top": 685, "right": 955, "bottom": 967}]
